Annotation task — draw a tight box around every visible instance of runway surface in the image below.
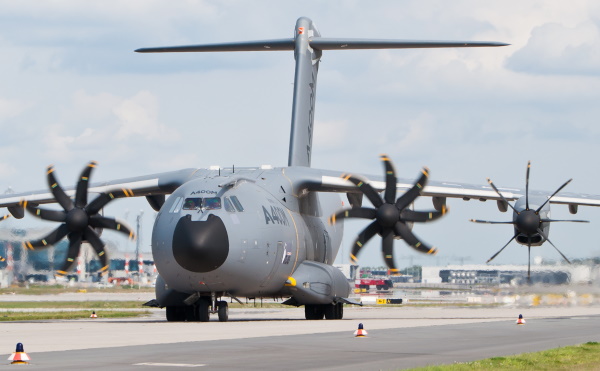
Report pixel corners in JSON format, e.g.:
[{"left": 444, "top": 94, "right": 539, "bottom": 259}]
[{"left": 1, "top": 306, "right": 600, "bottom": 370}]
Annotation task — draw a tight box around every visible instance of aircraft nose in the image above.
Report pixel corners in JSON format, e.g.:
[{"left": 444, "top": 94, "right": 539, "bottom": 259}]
[{"left": 172, "top": 214, "right": 229, "bottom": 273}]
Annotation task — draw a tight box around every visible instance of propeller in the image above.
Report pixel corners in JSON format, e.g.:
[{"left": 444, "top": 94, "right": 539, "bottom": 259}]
[
  {"left": 20, "top": 162, "right": 136, "bottom": 276},
  {"left": 0, "top": 214, "right": 10, "bottom": 261},
  {"left": 329, "top": 155, "right": 448, "bottom": 274},
  {"left": 470, "top": 161, "right": 588, "bottom": 279}
]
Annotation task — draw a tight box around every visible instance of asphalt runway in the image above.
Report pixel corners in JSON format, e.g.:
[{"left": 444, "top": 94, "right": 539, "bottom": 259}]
[{"left": 2, "top": 306, "right": 600, "bottom": 370}]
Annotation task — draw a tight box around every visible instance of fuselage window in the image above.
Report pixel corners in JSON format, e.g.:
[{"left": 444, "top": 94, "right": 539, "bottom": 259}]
[
  {"left": 204, "top": 197, "right": 222, "bottom": 210},
  {"left": 224, "top": 197, "right": 236, "bottom": 212},
  {"left": 230, "top": 195, "right": 244, "bottom": 212},
  {"left": 182, "top": 198, "right": 203, "bottom": 210}
]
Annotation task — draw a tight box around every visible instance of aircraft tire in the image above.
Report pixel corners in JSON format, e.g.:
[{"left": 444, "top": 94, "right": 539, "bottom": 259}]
[
  {"left": 166, "top": 306, "right": 185, "bottom": 322},
  {"left": 304, "top": 304, "right": 325, "bottom": 320},
  {"left": 185, "top": 305, "right": 197, "bottom": 321},
  {"left": 217, "top": 301, "right": 229, "bottom": 322},
  {"left": 324, "top": 303, "right": 343, "bottom": 320},
  {"left": 197, "top": 298, "right": 210, "bottom": 322},
  {"left": 324, "top": 304, "right": 336, "bottom": 319}
]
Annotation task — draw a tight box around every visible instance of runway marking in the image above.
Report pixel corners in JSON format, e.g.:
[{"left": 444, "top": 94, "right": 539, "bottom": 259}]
[{"left": 134, "top": 362, "right": 205, "bottom": 367}]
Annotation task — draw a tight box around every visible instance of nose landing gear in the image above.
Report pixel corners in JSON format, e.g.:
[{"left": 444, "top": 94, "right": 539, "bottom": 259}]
[{"left": 165, "top": 292, "right": 229, "bottom": 322}]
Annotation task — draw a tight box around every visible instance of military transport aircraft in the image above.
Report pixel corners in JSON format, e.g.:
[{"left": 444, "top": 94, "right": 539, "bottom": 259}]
[{"left": 1, "top": 17, "right": 599, "bottom": 322}]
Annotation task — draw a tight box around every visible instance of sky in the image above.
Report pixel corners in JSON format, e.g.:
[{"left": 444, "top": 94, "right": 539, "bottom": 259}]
[{"left": 1, "top": 0, "right": 600, "bottom": 269}]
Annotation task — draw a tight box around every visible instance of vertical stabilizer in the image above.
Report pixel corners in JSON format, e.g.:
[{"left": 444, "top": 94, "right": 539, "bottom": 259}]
[
  {"left": 135, "top": 18, "right": 507, "bottom": 168},
  {"left": 287, "top": 17, "right": 322, "bottom": 167}
]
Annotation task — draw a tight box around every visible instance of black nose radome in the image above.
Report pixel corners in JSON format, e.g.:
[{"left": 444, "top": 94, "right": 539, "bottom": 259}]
[{"left": 172, "top": 214, "right": 229, "bottom": 273}]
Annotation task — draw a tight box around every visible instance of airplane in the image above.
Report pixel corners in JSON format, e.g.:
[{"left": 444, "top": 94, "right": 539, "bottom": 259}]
[
  {"left": 0, "top": 17, "right": 598, "bottom": 322},
  {"left": 470, "top": 161, "right": 589, "bottom": 279}
]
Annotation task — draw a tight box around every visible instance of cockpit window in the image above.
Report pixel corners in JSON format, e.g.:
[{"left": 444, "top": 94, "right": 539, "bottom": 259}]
[
  {"left": 182, "top": 197, "right": 222, "bottom": 211},
  {"left": 224, "top": 197, "right": 236, "bottom": 212},
  {"left": 182, "top": 198, "right": 202, "bottom": 210},
  {"left": 230, "top": 196, "right": 244, "bottom": 212},
  {"left": 203, "top": 197, "right": 222, "bottom": 210}
]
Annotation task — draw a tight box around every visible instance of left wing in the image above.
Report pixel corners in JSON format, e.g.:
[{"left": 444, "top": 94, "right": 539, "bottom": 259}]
[{"left": 289, "top": 167, "right": 600, "bottom": 210}]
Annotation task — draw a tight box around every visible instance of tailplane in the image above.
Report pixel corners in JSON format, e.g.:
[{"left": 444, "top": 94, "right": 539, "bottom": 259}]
[{"left": 136, "top": 17, "right": 508, "bottom": 167}]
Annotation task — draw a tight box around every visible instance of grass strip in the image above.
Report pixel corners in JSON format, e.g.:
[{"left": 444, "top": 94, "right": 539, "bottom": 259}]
[
  {"left": 0, "top": 310, "right": 151, "bottom": 321},
  {"left": 410, "top": 342, "right": 600, "bottom": 371},
  {"left": 0, "top": 301, "right": 146, "bottom": 309}
]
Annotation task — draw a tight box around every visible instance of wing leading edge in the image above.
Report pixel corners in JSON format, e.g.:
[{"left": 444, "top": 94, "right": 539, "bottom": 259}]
[{"left": 293, "top": 168, "right": 600, "bottom": 209}]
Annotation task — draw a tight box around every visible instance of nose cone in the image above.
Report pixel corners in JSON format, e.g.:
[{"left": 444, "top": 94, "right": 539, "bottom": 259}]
[{"left": 172, "top": 214, "right": 229, "bottom": 273}]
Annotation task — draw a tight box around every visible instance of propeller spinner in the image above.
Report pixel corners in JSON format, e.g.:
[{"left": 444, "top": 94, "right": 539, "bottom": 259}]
[
  {"left": 329, "top": 155, "right": 447, "bottom": 274},
  {"left": 20, "top": 162, "right": 136, "bottom": 276},
  {"left": 471, "top": 161, "right": 588, "bottom": 279}
]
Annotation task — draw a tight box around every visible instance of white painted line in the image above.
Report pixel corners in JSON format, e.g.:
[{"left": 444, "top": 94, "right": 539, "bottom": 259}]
[{"left": 134, "top": 363, "right": 205, "bottom": 367}]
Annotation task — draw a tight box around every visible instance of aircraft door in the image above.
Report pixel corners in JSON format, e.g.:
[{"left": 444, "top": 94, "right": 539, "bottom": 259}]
[{"left": 260, "top": 241, "right": 285, "bottom": 287}]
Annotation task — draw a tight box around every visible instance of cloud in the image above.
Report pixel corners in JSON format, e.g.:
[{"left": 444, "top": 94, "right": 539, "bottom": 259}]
[
  {"left": 0, "top": 97, "right": 28, "bottom": 123},
  {"left": 113, "top": 91, "right": 179, "bottom": 142},
  {"left": 507, "top": 21, "right": 600, "bottom": 75}
]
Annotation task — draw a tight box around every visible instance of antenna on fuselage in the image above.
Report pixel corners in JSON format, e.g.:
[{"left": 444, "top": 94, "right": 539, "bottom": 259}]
[{"left": 135, "top": 17, "right": 508, "bottom": 168}]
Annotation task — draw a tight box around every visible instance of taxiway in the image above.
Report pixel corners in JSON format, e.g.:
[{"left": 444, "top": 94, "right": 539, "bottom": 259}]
[{"left": 1, "top": 306, "right": 600, "bottom": 369}]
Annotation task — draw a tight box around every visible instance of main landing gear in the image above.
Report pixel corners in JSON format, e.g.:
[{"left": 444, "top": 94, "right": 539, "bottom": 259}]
[
  {"left": 165, "top": 297, "right": 229, "bottom": 322},
  {"left": 305, "top": 303, "right": 343, "bottom": 320}
]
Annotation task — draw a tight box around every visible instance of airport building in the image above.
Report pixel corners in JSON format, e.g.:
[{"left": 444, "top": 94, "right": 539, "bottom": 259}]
[{"left": 421, "top": 264, "right": 599, "bottom": 285}]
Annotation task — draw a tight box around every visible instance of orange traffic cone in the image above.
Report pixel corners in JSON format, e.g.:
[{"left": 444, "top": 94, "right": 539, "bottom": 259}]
[
  {"left": 8, "top": 343, "right": 30, "bottom": 364},
  {"left": 516, "top": 314, "right": 526, "bottom": 325},
  {"left": 90, "top": 311, "right": 98, "bottom": 318},
  {"left": 354, "top": 323, "right": 368, "bottom": 337}
]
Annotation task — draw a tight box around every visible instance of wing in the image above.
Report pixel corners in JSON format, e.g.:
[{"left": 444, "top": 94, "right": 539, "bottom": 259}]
[
  {"left": 0, "top": 168, "right": 200, "bottom": 215},
  {"left": 289, "top": 167, "right": 600, "bottom": 209}
]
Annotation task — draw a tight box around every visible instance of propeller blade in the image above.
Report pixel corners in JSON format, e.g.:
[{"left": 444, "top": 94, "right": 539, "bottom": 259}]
[
  {"left": 22, "top": 224, "right": 69, "bottom": 250},
  {"left": 343, "top": 174, "right": 383, "bottom": 208},
  {"left": 535, "top": 179, "right": 572, "bottom": 214},
  {"left": 89, "top": 216, "right": 136, "bottom": 240},
  {"left": 469, "top": 219, "right": 515, "bottom": 224},
  {"left": 350, "top": 221, "right": 380, "bottom": 264},
  {"left": 329, "top": 207, "right": 377, "bottom": 225},
  {"left": 537, "top": 228, "right": 571, "bottom": 264},
  {"left": 46, "top": 165, "right": 74, "bottom": 211},
  {"left": 395, "top": 167, "right": 429, "bottom": 211},
  {"left": 486, "top": 235, "right": 516, "bottom": 263},
  {"left": 381, "top": 154, "right": 397, "bottom": 204},
  {"left": 525, "top": 161, "right": 531, "bottom": 210},
  {"left": 381, "top": 229, "right": 398, "bottom": 274},
  {"left": 486, "top": 178, "right": 519, "bottom": 214},
  {"left": 393, "top": 222, "right": 437, "bottom": 255},
  {"left": 401, "top": 208, "right": 447, "bottom": 223},
  {"left": 527, "top": 244, "right": 531, "bottom": 281},
  {"left": 1, "top": 214, "right": 10, "bottom": 221},
  {"left": 541, "top": 219, "right": 589, "bottom": 223},
  {"left": 86, "top": 188, "right": 135, "bottom": 215},
  {"left": 75, "top": 161, "right": 97, "bottom": 208},
  {"left": 22, "top": 202, "right": 66, "bottom": 222},
  {"left": 83, "top": 227, "right": 109, "bottom": 273},
  {"left": 56, "top": 232, "right": 83, "bottom": 276}
]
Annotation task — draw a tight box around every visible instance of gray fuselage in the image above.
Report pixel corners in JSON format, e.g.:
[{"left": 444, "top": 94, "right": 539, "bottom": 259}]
[{"left": 151, "top": 167, "right": 343, "bottom": 298}]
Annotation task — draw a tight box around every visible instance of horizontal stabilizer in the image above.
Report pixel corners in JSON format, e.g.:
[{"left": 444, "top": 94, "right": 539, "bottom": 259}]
[
  {"left": 136, "top": 38, "right": 508, "bottom": 54},
  {"left": 309, "top": 38, "right": 509, "bottom": 50},
  {"left": 135, "top": 39, "right": 295, "bottom": 53}
]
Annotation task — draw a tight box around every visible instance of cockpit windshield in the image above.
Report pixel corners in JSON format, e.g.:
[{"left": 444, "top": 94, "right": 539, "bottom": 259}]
[
  {"left": 204, "top": 197, "right": 222, "bottom": 210},
  {"left": 182, "top": 197, "right": 222, "bottom": 211}
]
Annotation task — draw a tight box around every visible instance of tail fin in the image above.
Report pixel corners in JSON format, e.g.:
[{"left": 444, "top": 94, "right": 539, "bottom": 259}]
[{"left": 136, "top": 17, "right": 508, "bottom": 168}]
